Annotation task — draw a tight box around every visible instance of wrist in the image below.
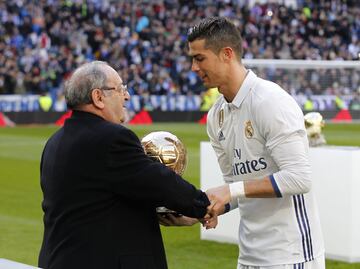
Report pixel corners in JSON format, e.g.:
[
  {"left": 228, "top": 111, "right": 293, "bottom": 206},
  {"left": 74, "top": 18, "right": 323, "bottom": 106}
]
[{"left": 229, "top": 181, "right": 246, "bottom": 200}]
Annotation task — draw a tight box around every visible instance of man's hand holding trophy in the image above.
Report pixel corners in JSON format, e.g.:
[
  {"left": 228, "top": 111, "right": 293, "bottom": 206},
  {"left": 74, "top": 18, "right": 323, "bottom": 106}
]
[{"left": 141, "top": 131, "right": 205, "bottom": 227}]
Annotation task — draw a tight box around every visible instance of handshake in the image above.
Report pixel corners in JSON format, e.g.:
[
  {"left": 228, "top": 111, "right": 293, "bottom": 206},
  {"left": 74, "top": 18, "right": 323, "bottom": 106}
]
[{"left": 158, "top": 184, "right": 231, "bottom": 229}]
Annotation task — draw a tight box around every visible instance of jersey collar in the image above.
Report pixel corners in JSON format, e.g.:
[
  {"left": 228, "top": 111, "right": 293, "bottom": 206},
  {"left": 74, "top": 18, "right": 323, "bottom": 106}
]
[{"left": 231, "top": 69, "right": 258, "bottom": 108}]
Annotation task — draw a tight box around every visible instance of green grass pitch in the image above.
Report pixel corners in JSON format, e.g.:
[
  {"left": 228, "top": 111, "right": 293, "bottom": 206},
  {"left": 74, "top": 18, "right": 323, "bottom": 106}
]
[{"left": 0, "top": 123, "right": 359, "bottom": 268}]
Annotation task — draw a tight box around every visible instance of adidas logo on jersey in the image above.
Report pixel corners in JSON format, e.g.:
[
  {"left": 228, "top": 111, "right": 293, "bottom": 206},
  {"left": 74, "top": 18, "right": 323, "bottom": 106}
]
[{"left": 218, "top": 130, "right": 225, "bottom": 141}]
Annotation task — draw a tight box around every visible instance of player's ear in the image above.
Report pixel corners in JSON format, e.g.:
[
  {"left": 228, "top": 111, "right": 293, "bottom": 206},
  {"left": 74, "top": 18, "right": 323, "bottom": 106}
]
[
  {"left": 220, "top": 47, "right": 234, "bottom": 62},
  {"left": 91, "top": 88, "right": 105, "bottom": 109}
]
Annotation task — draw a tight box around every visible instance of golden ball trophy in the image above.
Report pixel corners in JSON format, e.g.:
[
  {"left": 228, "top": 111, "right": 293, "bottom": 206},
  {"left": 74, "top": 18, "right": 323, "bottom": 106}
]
[
  {"left": 141, "top": 131, "right": 187, "bottom": 214},
  {"left": 304, "top": 112, "right": 326, "bottom": 147}
]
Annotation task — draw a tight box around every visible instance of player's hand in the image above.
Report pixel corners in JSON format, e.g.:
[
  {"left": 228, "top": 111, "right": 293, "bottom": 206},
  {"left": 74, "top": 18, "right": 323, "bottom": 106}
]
[
  {"left": 206, "top": 184, "right": 231, "bottom": 217},
  {"left": 201, "top": 214, "right": 218, "bottom": 229},
  {"left": 158, "top": 214, "right": 199, "bottom": 226}
]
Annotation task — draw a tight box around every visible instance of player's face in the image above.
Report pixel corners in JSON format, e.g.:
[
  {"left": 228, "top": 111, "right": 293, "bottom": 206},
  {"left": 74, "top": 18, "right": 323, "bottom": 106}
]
[
  {"left": 102, "top": 68, "right": 130, "bottom": 124},
  {"left": 188, "top": 39, "right": 227, "bottom": 88}
]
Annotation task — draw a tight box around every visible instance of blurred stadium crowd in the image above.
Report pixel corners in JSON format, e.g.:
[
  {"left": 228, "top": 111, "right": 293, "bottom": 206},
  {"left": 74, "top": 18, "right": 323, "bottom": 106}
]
[{"left": 0, "top": 0, "right": 359, "bottom": 110}]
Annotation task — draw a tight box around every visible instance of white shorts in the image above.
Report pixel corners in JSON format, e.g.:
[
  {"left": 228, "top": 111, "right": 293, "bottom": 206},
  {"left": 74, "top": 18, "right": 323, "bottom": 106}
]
[{"left": 238, "top": 254, "right": 325, "bottom": 269}]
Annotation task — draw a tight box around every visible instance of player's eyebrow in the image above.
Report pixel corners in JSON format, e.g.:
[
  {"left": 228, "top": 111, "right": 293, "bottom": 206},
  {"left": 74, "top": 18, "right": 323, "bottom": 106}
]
[{"left": 188, "top": 53, "right": 204, "bottom": 60}]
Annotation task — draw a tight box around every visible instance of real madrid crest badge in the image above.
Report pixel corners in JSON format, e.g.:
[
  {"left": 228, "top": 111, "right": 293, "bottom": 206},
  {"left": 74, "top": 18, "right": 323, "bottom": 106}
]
[
  {"left": 218, "top": 109, "right": 224, "bottom": 128},
  {"left": 245, "top": 120, "right": 254, "bottom": 138}
]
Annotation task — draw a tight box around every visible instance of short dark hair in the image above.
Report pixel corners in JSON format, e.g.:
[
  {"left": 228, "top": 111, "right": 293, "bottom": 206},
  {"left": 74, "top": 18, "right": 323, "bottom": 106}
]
[{"left": 187, "top": 17, "right": 243, "bottom": 60}]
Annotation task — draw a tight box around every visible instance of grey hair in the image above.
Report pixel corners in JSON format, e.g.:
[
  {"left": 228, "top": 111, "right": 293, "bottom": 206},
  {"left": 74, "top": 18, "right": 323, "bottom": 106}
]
[{"left": 64, "top": 61, "right": 109, "bottom": 109}]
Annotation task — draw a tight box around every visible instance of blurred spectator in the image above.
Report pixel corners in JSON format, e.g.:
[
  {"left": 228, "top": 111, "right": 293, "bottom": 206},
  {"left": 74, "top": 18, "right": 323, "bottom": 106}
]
[
  {"left": 350, "top": 95, "right": 360, "bottom": 110},
  {"left": 349, "top": 88, "right": 360, "bottom": 110},
  {"left": 335, "top": 94, "right": 346, "bottom": 110},
  {"left": 200, "top": 87, "right": 220, "bottom": 111},
  {"left": 53, "top": 91, "right": 67, "bottom": 112},
  {"left": 0, "top": 0, "right": 359, "bottom": 108},
  {"left": 38, "top": 92, "right": 52, "bottom": 112},
  {"left": 303, "top": 96, "right": 314, "bottom": 111}
]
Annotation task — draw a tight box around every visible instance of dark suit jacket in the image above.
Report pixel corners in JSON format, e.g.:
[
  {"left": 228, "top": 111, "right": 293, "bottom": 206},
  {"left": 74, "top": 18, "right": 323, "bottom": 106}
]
[{"left": 38, "top": 110, "right": 209, "bottom": 269}]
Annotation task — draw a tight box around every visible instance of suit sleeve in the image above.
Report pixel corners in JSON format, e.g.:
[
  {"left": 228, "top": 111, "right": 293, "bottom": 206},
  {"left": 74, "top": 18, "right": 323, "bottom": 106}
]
[{"left": 105, "top": 127, "right": 210, "bottom": 218}]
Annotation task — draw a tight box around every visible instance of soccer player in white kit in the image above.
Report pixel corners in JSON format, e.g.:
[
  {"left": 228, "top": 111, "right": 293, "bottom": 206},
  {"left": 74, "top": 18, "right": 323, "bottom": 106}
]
[{"left": 187, "top": 17, "right": 325, "bottom": 269}]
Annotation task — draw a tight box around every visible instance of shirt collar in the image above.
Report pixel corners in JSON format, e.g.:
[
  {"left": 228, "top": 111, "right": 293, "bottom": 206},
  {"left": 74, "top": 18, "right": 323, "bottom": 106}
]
[{"left": 231, "top": 69, "right": 258, "bottom": 108}]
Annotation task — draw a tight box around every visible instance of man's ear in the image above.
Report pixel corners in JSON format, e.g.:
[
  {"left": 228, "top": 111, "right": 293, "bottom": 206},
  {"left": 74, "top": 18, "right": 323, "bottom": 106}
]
[
  {"left": 221, "top": 47, "right": 234, "bottom": 62},
  {"left": 91, "top": 89, "right": 105, "bottom": 109}
]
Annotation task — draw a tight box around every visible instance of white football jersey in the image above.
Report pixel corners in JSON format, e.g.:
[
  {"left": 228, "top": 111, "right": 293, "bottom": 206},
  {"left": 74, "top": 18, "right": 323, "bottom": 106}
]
[{"left": 207, "top": 70, "right": 324, "bottom": 266}]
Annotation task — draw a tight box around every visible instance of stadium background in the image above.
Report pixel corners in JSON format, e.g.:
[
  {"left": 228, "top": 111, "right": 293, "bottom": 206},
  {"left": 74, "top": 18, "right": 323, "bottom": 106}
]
[{"left": 0, "top": 0, "right": 359, "bottom": 268}]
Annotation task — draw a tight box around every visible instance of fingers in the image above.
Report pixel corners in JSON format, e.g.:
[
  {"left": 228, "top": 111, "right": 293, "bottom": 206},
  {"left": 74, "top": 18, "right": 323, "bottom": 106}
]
[
  {"left": 205, "top": 184, "right": 231, "bottom": 217},
  {"left": 158, "top": 214, "right": 198, "bottom": 226},
  {"left": 158, "top": 214, "right": 171, "bottom": 226},
  {"left": 166, "top": 213, "right": 181, "bottom": 224},
  {"left": 206, "top": 200, "right": 223, "bottom": 218},
  {"left": 205, "top": 217, "right": 218, "bottom": 229},
  {"left": 201, "top": 204, "right": 219, "bottom": 229},
  {"left": 203, "top": 213, "right": 211, "bottom": 219},
  {"left": 202, "top": 184, "right": 231, "bottom": 230},
  {"left": 206, "top": 200, "right": 216, "bottom": 214},
  {"left": 200, "top": 215, "right": 218, "bottom": 229}
]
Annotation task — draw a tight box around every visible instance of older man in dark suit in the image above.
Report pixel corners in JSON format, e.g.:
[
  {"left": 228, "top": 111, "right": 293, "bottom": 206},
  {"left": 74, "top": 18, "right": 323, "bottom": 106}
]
[{"left": 38, "top": 61, "right": 210, "bottom": 269}]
